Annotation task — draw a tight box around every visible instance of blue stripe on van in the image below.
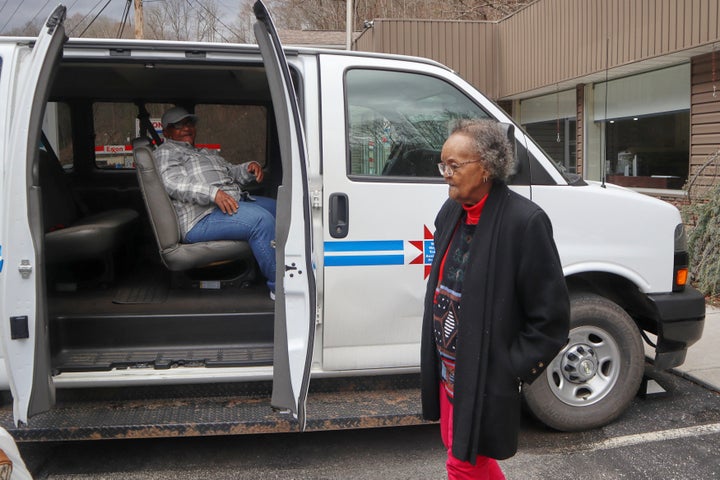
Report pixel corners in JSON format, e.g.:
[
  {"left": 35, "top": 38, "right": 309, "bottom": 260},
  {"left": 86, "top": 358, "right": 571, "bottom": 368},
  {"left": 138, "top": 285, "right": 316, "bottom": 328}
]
[
  {"left": 324, "top": 254, "right": 405, "bottom": 266},
  {"left": 324, "top": 240, "right": 403, "bottom": 252}
]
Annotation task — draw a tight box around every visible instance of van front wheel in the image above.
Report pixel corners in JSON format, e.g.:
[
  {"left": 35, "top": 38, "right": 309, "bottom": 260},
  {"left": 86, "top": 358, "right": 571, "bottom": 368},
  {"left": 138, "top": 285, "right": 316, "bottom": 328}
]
[{"left": 523, "top": 293, "right": 645, "bottom": 431}]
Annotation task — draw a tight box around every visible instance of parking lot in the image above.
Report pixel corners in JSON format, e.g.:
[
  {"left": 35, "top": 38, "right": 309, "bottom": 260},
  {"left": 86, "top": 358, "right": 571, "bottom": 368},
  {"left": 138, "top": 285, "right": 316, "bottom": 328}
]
[{"left": 12, "top": 360, "right": 718, "bottom": 479}]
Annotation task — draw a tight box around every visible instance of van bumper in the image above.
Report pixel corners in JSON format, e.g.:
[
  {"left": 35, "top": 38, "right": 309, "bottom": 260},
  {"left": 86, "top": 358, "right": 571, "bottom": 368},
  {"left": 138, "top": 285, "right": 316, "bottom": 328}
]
[{"left": 646, "top": 286, "right": 705, "bottom": 370}]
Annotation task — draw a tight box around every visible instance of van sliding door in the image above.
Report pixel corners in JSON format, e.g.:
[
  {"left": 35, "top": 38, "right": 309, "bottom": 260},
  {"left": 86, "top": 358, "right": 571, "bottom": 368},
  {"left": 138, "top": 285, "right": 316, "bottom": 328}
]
[
  {"left": 0, "top": 5, "right": 67, "bottom": 425},
  {"left": 253, "top": 0, "right": 316, "bottom": 430}
]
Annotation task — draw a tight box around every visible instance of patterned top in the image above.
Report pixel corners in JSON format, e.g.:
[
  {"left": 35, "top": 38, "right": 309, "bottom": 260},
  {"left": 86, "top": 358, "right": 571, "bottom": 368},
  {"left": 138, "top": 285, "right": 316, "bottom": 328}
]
[
  {"left": 433, "top": 195, "right": 487, "bottom": 400},
  {"left": 154, "top": 138, "right": 258, "bottom": 238}
]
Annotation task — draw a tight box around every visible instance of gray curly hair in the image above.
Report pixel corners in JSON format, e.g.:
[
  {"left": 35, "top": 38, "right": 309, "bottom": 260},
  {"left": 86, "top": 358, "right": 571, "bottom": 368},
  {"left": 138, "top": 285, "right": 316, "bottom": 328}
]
[{"left": 449, "top": 119, "right": 516, "bottom": 182}]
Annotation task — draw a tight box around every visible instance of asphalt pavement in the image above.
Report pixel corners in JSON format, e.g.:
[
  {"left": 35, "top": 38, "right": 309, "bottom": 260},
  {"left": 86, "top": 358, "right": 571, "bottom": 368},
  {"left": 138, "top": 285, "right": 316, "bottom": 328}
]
[{"left": 8, "top": 303, "right": 720, "bottom": 480}]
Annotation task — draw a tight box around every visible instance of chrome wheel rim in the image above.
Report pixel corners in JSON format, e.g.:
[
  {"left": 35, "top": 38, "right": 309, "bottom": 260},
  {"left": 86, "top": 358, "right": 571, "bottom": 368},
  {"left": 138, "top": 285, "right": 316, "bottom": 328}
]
[{"left": 546, "top": 325, "right": 622, "bottom": 407}]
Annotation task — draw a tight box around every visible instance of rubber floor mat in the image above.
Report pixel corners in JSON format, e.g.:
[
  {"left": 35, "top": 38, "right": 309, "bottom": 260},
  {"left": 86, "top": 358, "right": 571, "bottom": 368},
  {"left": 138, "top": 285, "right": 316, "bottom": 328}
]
[{"left": 113, "top": 283, "right": 169, "bottom": 304}]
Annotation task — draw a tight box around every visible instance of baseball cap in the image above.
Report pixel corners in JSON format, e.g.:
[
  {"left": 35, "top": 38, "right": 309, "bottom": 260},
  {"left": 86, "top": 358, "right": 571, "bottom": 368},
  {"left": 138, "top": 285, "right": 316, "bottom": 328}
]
[{"left": 161, "top": 106, "right": 198, "bottom": 127}]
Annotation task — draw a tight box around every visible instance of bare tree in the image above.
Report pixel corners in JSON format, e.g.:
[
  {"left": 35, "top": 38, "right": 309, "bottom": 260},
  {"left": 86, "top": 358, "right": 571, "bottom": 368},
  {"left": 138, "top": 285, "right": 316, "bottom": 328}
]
[
  {"left": 270, "top": 0, "right": 532, "bottom": 31},
  {"left": 5, "top": 11, "right": 134, "bottom": 38},
  {"left": 229, "top": 0, "right": 256, "bottom": 43},
  {"left": 4, "top": 19, "right": 44, "bottom": 37},
  {"left": 144, "top": 0, "right": 235, "bottom": 42},
  {"left": 145, "top": 0, "right": 192, "bottom": 40},
  {"left": 3, "top": 0, "right": 531, "bottom": 41}
]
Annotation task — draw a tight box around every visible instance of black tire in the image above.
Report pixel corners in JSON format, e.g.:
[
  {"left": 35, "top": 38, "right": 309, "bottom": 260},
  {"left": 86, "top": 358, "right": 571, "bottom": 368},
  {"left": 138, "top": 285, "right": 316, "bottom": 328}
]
[{"left": 523, "top": 293, "right": 645, "bottom": 431}]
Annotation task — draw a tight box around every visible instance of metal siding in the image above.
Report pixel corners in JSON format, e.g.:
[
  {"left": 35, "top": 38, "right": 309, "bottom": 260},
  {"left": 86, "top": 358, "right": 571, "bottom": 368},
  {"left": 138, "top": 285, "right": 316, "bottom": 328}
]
[
  {"left": 680, "top": 0, "right": 688, "bottom": 47},
  {"left": 663, "top": 0, "right": 672, "bottom": 52},
  {"left": 690, "top": 52, "right": 720, "bottom": 192},
  {"left": 354, "top": 1, "right": 719, "bottom": 100},
  {"left": 644, "top": 0, "right": 652, "bottom": 58},
  {"left": 700, "top": 0, "right": 709, "bottom": 43},
  {"left": 692, "top": 0, "right": 701, "bottom": 46},
  {"left": 497, "top": 0, "right": 720, "bottom": 98},
  {"left": 576, "top": 83, "right": 585, "bottom": 175}
]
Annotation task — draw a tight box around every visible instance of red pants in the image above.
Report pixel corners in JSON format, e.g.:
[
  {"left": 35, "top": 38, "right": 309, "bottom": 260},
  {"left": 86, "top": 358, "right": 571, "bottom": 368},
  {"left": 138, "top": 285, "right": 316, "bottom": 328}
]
[{"left": 440, "top": 387, "right": 506, "bottom": 480}]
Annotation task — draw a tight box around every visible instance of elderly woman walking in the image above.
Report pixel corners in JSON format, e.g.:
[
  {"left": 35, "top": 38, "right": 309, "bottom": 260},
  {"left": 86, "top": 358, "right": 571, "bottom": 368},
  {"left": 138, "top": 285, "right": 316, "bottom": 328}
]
[{"left": 421, "top": 119, "right": 570, "bottom": 479}]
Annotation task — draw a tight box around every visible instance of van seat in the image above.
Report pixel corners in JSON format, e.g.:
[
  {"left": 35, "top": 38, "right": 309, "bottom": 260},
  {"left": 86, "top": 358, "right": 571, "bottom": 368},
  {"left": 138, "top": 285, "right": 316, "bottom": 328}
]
[
  {"left": 133, "top": 143, "right": 253, "bottom": 272},
  {"left": 39, "top": 149, "right": 139, "bottom": 281},
  {"left": 383, "top": 148, "right": 441, "bottom": 177}
]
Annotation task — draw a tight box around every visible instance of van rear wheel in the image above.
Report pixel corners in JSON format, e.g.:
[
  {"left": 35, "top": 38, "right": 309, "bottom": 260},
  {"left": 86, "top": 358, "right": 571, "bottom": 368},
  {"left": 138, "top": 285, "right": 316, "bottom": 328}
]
[{"left": 523, "top": 293, "right": 645, "bottom": 431}]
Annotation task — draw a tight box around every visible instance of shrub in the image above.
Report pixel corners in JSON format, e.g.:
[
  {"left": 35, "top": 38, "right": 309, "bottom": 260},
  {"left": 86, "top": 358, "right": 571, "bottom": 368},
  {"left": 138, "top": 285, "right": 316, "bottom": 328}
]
[{"left": 682, "top": 149, "right": 720, "bottom": 298}]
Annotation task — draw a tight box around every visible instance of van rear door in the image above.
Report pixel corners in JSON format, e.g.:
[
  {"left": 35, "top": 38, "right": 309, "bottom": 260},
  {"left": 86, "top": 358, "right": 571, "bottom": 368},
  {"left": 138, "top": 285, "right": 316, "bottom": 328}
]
[
  {"left": 0, "top": 6, "right": 66, "bottom": 425},
  {"left": 253, "top": 0, "right": 316, "bottom": 430}
]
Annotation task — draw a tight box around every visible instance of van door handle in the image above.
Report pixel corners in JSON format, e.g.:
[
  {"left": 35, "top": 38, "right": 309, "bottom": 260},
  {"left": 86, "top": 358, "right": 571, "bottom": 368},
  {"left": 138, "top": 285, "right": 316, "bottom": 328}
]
[{"left": 329, "top": 193, "right": 349, "bottom": 238}]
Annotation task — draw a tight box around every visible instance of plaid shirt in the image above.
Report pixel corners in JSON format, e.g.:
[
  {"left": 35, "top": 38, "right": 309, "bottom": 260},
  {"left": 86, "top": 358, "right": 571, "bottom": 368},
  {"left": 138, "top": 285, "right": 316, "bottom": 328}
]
[{"left": 154, "top": 138, "right": 257, "bottom": 238}]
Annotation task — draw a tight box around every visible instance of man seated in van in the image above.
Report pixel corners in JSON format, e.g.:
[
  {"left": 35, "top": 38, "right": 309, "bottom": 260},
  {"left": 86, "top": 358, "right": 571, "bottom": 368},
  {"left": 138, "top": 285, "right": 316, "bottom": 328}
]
[{"left": 154, "top": 106, "right": 277, "bottom": 298}]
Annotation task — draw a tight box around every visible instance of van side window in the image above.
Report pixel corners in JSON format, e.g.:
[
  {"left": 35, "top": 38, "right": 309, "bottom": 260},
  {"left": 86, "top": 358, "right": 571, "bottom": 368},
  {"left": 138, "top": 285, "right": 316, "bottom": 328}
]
[
  {"left": 194, "top": 104, "right": 268, "bottom": 167},
  {"left": 43, "top": 102, "right": 74, "bottom": 169},
  {"left": 345, "top": 69, "right": 490, "bottom": 178},
  {"left": 91, "top": 103, "right": 268, "bottom": 169},
  {"left": 93, "top": 102, "right": 146, "bottom": 169}
]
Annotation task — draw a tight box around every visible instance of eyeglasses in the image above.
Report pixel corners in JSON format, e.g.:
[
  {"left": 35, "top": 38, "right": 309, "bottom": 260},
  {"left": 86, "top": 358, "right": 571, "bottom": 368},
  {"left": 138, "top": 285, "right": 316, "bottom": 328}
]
[
  {"left": 168, "top": 118, "right": 196, "bottom": 129},
  {"left": 437, "top": 160, "right": 483, "bottom": 177}
]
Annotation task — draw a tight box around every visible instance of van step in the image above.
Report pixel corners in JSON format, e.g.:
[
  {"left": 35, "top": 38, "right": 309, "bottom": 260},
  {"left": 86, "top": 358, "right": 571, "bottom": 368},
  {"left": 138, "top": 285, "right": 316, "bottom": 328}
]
[
  {"left": 53, "top": 345, "right": 274, "bottom": 372},
  {"left": 0, "top": 375, "right": 428, "bottom": 441}
]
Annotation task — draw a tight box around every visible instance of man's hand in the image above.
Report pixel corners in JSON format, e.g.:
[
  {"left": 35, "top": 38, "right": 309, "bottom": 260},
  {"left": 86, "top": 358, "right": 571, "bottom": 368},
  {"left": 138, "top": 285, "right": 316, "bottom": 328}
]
[
  {"left": 214, "top": 189, "right": 238, "bottom": 214},
  {"left": 247, "top": 161, "right": 264, "bottom": 183}
]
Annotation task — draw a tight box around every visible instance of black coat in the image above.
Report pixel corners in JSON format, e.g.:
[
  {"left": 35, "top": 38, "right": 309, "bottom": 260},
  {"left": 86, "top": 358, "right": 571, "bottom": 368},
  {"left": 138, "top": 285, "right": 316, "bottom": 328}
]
[{"left": 421, "top": 182, "right": 570, "bottom": 461}]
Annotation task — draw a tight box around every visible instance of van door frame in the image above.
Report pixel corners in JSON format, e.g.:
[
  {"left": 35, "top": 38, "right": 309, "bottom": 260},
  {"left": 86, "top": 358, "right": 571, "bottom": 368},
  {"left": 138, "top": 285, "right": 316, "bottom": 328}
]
[
  {"left": 253, "top": 0, "right": 316, "bottom": 430},
  {"left": 0, "top": 5, "right": 67, "bottom": 425}
]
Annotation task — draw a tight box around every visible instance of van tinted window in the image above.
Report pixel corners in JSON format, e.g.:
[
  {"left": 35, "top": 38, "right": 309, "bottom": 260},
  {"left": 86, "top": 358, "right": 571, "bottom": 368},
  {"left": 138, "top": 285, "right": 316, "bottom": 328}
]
[
  {"left": 91, "top": 103, "right": 268, "bottom": 169},
  {"left": 93, "top": 102, "right": 159, "bottom": 169},
  {"left": 345, "top": 69, "right": 490, "bottom": 178},
  {"left": 194, "top": 104, "right": 268, "bottom": 167},
  {"left": 43, "top": 102, "right": 74, "bottom": 168}
]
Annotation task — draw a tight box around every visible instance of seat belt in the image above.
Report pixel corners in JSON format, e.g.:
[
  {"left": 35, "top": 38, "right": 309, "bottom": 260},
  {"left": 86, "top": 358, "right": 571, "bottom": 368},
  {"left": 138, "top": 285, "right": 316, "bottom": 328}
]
[{"left": 136, "top": 104, "right": 163, "bottom": 146}]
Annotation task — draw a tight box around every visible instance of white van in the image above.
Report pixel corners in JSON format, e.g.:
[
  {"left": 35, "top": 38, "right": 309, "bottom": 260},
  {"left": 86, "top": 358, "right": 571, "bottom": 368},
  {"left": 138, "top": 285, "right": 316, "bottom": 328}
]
[{"left": 0, "top": 2, "right": 705, "bottom": 440}]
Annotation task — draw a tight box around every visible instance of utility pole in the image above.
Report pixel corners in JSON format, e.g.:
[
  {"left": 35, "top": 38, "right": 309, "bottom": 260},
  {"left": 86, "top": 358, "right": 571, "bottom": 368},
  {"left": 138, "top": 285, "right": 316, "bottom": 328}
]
[
  {"left": 134, "top": 0, "right": 144, "bottom": 39},
  {"left": 346, "top": 0, "right": 352, "bottom": 50}
]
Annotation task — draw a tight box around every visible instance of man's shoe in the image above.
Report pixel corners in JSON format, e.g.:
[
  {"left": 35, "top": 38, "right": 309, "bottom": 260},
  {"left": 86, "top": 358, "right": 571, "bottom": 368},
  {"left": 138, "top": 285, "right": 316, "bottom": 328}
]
[{"left": 270, "top": 291, "right": 275, "bottom": 301}]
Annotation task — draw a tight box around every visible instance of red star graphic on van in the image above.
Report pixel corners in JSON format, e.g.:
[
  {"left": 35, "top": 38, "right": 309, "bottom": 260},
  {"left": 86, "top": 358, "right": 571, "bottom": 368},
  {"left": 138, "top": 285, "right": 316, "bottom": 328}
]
[{"left": 409, "top": 225, "right": 435, "bottom": 278}]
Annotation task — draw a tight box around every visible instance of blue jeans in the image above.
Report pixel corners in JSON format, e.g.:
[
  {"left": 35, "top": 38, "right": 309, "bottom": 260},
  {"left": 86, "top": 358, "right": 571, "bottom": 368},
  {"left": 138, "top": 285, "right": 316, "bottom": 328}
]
[{"left": 185, "top": 196, "right": 277, "bottom": 291}]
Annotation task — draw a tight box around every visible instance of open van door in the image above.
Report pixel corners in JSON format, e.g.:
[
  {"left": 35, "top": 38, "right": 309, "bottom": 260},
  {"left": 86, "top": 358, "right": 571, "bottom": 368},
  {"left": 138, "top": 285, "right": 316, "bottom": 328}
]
[
  {"left": 253, "top": 1, "right": 316, "bottom": 430},
  {"left": 0, "top": 6, "right": 66, "bottom": 425}
]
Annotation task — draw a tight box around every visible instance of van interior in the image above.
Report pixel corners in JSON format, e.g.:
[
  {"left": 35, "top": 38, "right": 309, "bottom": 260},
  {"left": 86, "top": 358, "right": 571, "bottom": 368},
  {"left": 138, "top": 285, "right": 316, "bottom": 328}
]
[
  {"left": 42, "top": 57, "right": 283, "bottom": 374},
  {"left": 38, "top": 48, "right": 576, "bottom": 377}
]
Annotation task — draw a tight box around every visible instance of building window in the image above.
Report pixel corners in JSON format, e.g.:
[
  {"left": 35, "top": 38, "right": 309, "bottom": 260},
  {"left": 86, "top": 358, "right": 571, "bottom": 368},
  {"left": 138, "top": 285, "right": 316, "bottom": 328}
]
[
  {"left": 519, "top": 90, "right": 577, "bottom": 176},
  {"left": 604, "top": 112, "right": 689, "bottom": 189},
  {"left": 593, "top": 64, "right": 690, "bottom": 189}
]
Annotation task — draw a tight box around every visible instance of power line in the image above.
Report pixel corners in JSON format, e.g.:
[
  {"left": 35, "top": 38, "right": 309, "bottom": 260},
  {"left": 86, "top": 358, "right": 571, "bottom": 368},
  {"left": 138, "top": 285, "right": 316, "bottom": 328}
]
[
  {"left": 185, "top": 0, "right": 241, "bottom": 42},
  {"left": 78, "top": 0, "right": 115, "bottom": 37},
  {"left": 117, "top": 0, "right": 132, "bottom": 37},
  {"left": 67, "top": 0, "right": 83, "bottom": 12},
  {"left": 0, "top": 0, "right": 10, "bottom": 17},
  {"left": 28, "top": 0, "right": 55, "bottom": 27},
  {"left": 0, "top": 2, "right": 25, "bottom": 33},
  {"left": 68, "top": 0, "right": 111, "bottom": 35}
]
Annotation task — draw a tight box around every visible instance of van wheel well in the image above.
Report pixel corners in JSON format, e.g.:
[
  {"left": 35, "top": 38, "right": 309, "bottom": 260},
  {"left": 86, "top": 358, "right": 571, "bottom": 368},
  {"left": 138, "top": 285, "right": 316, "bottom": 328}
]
[{"left": 566, "top": 272, "right": 647, "bottom": 315}]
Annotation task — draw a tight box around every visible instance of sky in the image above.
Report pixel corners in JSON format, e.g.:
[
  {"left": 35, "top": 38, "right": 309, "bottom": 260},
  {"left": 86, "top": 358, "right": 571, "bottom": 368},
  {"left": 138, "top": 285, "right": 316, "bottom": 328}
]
[{"left": 0, "top": 0, "right": 238, "bottom": 35}]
